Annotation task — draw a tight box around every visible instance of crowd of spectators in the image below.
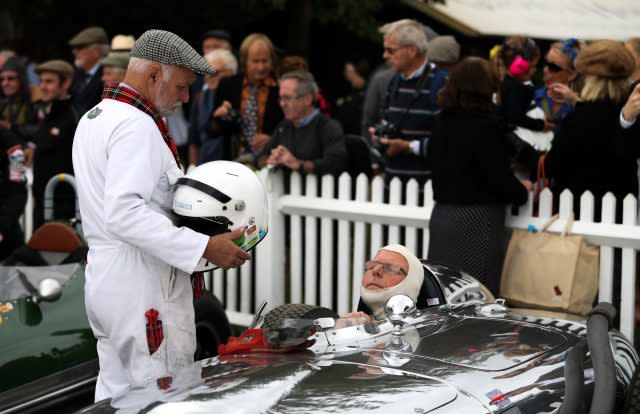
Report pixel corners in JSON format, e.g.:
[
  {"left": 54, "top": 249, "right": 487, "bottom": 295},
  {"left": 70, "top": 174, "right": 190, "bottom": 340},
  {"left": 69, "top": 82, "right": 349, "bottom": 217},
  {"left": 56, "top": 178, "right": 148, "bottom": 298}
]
[{"left": 1, "top": 20, "right": 640, "bottom": 301}]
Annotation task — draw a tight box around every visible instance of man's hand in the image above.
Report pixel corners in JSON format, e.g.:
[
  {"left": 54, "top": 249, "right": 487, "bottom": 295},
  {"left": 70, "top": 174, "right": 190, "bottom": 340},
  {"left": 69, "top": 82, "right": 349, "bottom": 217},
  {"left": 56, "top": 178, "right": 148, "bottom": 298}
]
[
  {"left": 203, "top": 227, "right": 252, "bottom": 270},
  {"left": 622, "top": 83, "right": 640, "bottom": 122},
  {"left": 213, "top": 100, "right": 232, "bottom": 118},
  {"left": 251, "top": 133, "right": 270, "bottom": 153},
  {"left": 380, "top": 138, "right": 410, "bottom": 157},
  {"left": 273, "top": 145, "right": 301, "bottom": 170},
  {"left": 0, "top": 120, "right": 10, "bottom": 130}
]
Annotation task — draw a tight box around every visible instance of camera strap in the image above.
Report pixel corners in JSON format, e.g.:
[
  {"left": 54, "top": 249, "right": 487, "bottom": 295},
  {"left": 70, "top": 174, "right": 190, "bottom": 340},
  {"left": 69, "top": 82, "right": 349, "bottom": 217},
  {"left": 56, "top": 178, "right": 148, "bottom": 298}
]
[{"left": 382, "top": 62, "right": 433, "bottom": 131}]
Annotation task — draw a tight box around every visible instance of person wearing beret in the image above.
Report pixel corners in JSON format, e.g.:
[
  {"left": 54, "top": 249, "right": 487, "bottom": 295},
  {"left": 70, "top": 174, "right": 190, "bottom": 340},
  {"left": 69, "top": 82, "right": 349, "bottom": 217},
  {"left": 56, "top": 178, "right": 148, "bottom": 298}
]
[
  {"left": 31, "top": 60, "right": 81, "bottom": 231},
  {"left": 69, "top": 26, "right": 109, "bottom": 112},
  {"left": 541, "top": 39, "right": 637, "bottom": 221},
  {"left": 72, "top": 30, "right": 250, "bottom": 401}
]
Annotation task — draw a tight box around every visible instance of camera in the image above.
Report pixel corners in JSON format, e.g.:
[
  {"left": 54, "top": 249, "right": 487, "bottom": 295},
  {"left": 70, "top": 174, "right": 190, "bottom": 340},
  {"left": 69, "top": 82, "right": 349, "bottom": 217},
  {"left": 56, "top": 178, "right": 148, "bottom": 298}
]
[{"left": 372, "top": 120, "right": 398, "bottom": 154}]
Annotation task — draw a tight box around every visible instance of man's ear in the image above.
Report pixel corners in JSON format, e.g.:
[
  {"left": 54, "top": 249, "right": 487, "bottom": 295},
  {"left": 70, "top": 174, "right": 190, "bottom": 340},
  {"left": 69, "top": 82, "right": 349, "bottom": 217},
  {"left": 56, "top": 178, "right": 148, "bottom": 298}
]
[{"left": 147, "top": 63, "right": 162, "bottom": 83}]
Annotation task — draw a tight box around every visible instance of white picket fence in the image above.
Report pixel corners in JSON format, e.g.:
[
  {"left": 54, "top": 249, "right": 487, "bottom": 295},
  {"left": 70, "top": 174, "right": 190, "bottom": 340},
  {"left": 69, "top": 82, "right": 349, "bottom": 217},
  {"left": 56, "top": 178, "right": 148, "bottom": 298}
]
[
  {"left": 19, "top": 167, "right": 640, "bottom": 341},
  {"left": 210, "top": 169, "right": 640, "bottom": 342}
]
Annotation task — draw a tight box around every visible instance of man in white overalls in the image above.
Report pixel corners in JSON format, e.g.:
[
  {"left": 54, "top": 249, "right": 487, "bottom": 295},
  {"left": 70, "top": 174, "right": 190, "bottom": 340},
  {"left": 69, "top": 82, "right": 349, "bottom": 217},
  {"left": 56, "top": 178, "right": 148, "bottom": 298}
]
[{"left": 72, "top": 30, "right": 251, "bottom": 401}]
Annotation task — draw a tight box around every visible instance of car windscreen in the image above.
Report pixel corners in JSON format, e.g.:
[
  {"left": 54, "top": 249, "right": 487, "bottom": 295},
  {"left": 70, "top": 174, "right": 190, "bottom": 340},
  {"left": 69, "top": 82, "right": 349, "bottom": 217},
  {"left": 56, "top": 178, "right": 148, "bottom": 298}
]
[{"left": 0, "top": 263, "right": 82, "bottom": 302}]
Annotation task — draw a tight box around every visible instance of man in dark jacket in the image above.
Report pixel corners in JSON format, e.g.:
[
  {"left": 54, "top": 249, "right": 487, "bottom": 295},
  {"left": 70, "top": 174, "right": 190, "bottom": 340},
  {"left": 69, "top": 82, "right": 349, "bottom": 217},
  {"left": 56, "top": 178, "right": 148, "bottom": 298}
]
[
  {"left": 258, "top": 71, "right": 348, "bottom": 176},
  {"left": 32, "top": 60, "right": 81, "bottom": 230},
  {"left": 69, "top": 26, "right": 109, "bottom": 112},
  {"left": 0, "top": 127, "right": 26, "bottom": 260},
  {"left": 0, "top": 57, "right": 38, "bottom": 147}
]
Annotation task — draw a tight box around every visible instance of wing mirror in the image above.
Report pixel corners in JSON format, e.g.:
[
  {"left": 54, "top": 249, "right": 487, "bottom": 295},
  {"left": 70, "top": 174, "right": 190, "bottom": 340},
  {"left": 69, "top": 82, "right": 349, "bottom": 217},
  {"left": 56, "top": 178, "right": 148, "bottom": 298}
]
[{"left": 36, "top": 278, "right": 62, "bottom": 303}]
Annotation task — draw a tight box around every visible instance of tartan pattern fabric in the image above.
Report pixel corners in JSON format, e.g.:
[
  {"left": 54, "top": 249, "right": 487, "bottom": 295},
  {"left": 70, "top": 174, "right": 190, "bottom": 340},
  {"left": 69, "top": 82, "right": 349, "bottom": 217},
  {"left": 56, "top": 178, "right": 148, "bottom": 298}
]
[
  {"left": 130, "top": 30, "right": 216, "bottom": 76},
  {"left": 145, "top": 308, "right": 164, "bottom": 354},
  {"left": 191, "top": 272, "right": 205, "bottom": 302},
  {"left": 102, "top": 83, "right": 182, "bottom": 168},
  {"left": 156, "top": 376, "right": 173, "bottom": 391}
]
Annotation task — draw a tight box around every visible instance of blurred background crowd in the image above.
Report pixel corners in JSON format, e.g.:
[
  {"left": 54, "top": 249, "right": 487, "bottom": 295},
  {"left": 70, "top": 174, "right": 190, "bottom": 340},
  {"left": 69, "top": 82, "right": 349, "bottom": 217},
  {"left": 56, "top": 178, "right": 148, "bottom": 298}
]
[{"left": 1, "top": 2, "right": 640, "bottom": 305}]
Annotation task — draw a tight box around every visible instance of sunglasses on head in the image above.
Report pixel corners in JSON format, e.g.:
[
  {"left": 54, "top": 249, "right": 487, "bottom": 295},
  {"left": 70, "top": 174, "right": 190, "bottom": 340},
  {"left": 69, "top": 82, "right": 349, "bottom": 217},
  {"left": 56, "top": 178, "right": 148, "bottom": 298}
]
[{"left": 544, "top": 60, "right": 565, "bottom": 73}]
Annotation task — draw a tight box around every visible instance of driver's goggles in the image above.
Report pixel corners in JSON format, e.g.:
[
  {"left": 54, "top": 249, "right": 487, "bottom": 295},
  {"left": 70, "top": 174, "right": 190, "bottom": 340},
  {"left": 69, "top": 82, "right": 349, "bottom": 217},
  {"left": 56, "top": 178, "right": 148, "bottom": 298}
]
[{"left": 365, "top": 261, "right": 407, "bottom": 276}]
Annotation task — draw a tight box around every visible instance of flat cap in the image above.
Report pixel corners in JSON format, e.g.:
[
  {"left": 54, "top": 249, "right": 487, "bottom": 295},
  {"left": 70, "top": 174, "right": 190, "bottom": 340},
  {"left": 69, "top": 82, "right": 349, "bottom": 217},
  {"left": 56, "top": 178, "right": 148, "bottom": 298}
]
[
  {"left": 35, "top": 60, "right": 74, "bottom": 79},
  {"left": 130, "top": 29, "right": 216, "bottom": 76},
  {"left": 427, "top": 35, "right": 460, "bottom": 64},
  {"left": 202, "top": 29, "right": 231, "bottom": 43},
  {"left": 101, "top": 52, "right": 130, "bottom": 69},
  {"left": 69, "top": 26, "right": 109, "bottom": 47},
  {"left": 575, "top": 40, "right": 635, "bottom": 79},
  {"left": 111, "top": 34, "right": 136, "bottom": 52}
]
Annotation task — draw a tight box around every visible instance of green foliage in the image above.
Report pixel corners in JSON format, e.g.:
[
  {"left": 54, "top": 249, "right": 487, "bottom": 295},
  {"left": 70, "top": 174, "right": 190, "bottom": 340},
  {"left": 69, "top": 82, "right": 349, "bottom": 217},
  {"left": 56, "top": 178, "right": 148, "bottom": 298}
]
[{"left": 235, "top": 0, "right": 390, "bottom": 42}]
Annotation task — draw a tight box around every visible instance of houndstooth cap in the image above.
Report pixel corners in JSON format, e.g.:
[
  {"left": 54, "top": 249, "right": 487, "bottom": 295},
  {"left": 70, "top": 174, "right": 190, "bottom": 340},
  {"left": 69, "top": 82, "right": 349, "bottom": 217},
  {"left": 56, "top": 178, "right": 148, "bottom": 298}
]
[{"left": 130, "top": 29, "right": 216, "bottom": 76}]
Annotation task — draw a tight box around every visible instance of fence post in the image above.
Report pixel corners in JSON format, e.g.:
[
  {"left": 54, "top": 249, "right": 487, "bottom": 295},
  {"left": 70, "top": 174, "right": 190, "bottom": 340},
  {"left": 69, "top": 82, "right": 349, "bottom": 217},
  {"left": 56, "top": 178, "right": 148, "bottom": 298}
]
[
  {"left": 621, "top": 195, "right": 637, "bottom": 340},
  {"left": 255, "top": 169, "right": 286, "bottom": 310}
]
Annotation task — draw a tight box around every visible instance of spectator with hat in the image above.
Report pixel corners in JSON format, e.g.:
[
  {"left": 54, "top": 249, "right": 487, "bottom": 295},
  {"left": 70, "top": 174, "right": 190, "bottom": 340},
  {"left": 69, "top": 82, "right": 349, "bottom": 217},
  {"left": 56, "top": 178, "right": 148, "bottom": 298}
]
[
  {"left": 202, "top": 29, "right": 232, "bottom": 54},
  {"left": 69, "top": 26, "right": 109, "bottom": 111},
  {"left": 541, "top": 39, "right": 637, "bottom": 219},
  {"left": 188, "top": 48, "right": 238, "bottom": 165},
  {"left": 31, "top": 59, "right": 81, "bottom": 230},
  {"left": 72, "top": 29, "right": 249, "bottom": 401},
  {"left": 110, "top": 34, "right": 135, "bottom": 52},
  {"left": 100, "top": 52, "right": 130, "bottom": 84},
  {"left": 0, "top": 56, "right": 38, "bottom": 146},
  {"left": 426, "top": 35, "right": 460, "bottom": 72}
]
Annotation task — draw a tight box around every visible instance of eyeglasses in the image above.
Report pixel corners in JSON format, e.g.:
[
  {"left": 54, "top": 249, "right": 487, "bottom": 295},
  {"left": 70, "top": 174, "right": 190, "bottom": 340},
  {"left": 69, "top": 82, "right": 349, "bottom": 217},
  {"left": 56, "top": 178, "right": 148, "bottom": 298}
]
[
  {"left": 365, "top": 261, "right": 407, "bottom": 276},
  {"left": 279, "top": 95, "right": 303, "bottom": 103},
  {"left": 0, "top": 76, "right": 18, "bottom": 82},
  {"left": 544, "top": 60, "right": 565, "bottom": 73},
  {"left": 383, "top": 46, "right": 408, "bottom": 55}
]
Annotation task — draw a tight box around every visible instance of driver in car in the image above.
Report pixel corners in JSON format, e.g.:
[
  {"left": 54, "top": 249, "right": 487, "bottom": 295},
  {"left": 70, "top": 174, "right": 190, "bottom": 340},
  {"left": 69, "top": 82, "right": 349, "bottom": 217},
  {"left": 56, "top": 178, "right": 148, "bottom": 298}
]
[{"left": 342, "top": 244, "right": 424, "bottom": 322}]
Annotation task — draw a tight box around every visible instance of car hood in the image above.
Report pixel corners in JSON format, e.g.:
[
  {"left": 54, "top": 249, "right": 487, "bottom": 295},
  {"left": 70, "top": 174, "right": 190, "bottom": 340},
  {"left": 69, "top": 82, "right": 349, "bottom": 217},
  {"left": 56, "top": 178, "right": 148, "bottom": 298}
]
[
  {"left": 83, "top": 357, "right": 490, "bottom": 413},
  {"left": 81, "top": 307, "right": 571, "bottom": 413}
]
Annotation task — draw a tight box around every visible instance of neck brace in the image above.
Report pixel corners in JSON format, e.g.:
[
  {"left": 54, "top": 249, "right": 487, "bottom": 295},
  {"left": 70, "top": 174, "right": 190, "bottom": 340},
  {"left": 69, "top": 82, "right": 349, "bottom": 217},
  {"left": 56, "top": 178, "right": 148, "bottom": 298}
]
[{"left": 360, "top": 244, "right": 424, "bottom": 316}]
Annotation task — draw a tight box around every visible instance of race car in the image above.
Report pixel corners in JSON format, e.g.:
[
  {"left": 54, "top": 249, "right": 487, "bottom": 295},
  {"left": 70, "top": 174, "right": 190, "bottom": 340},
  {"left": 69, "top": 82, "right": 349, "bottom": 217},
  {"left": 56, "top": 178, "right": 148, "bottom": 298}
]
[{"left": 77, "top": 260, "right": 640, "bottom": 414}]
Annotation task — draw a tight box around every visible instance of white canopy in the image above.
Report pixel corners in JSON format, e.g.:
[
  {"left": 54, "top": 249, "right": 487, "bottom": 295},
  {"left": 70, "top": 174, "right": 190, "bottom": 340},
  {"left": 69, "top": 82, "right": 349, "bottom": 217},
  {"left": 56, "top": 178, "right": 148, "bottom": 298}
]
[{"left": 404, "top": 0, "right": 640, "bottom": 41}]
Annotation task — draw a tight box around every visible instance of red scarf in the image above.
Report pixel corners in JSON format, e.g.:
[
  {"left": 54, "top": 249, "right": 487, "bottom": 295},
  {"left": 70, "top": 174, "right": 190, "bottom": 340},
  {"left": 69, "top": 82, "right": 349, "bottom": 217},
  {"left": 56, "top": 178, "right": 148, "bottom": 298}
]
[{"left": 102, "top": 83, "right": 181, "bottom": 168}]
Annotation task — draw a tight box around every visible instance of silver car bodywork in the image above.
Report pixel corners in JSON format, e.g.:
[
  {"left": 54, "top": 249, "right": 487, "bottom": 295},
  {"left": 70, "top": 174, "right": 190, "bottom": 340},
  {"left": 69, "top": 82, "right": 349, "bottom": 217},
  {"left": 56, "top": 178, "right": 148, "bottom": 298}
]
[{"left": 77, "top": 262, "right": 639, "bottom": 414}]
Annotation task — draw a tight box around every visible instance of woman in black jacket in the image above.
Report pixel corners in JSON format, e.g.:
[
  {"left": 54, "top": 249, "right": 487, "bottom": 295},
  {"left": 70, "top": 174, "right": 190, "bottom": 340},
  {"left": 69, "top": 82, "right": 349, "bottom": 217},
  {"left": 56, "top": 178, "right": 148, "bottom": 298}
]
[
  {"left": 542, "top": 40, "right": 636, "bottom": 221},
  {"left": 428, "top": 57, "right": 531, "bottom": 296}
]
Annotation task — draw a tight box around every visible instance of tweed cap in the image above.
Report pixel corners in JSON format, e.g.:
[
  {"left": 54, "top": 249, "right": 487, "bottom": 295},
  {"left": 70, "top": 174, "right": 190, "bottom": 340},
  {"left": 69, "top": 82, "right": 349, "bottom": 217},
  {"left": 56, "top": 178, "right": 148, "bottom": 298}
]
[
  {"left": 35, "top": 60, "right": 74, "bottom": 79},
  {"left": 101, "top": 51, "right": 130, "bottom": 69},
  {"left": 69, "top": 26, "right": 109, "bottom": 47},
  {"left": 427, "top": 35, "right": 460, "bottom": 64},
  {"left": 575, "top": 40, "right": 635, "bottom": 79},
  {"left": 111, "top": 34, "right": 136, "bottom": 52},
  {"left": 130, "top": 30, "right": 216, "bottom": 76},
  {"left": 202, "top": 29, "right": 231, "bottom": 43}
]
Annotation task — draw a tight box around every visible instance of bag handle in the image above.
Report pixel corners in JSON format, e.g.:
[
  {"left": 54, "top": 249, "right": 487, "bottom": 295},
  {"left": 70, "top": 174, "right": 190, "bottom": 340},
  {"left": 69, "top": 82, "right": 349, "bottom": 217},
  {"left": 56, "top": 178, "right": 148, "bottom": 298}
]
[
  {"left": 538, "top": 212, "right": 574, "bottom": 236},
  {"left": 535, "top": 153, "right": 548, "bottom": 197}
]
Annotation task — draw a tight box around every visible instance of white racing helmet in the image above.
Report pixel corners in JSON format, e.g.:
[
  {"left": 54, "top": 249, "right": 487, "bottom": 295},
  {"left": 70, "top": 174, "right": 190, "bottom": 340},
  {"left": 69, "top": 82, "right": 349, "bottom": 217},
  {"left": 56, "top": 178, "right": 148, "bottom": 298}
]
[{"left": 173, "top": 161, "right": 269, "bottom": 271}]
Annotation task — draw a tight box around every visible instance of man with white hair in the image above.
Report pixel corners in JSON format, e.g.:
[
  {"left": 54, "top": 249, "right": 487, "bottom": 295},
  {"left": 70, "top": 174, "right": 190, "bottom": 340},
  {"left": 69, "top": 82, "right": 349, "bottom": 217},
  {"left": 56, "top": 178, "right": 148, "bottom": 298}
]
[
  {"left": 188, "top": 49, "right": 238, "bottom": 165},
  {"left": 369, "top": 19, "right": 448, "bottom": 188},
  {"left": 72, "top": 29, "right": 251, "bottom": 401}
]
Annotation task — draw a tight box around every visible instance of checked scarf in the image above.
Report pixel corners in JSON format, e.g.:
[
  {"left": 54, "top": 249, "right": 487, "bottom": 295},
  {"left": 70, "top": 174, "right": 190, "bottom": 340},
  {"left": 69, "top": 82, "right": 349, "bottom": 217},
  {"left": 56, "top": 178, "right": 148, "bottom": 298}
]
[{"left": 102, "top": 83, "right": 182, "bottom": 168}]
